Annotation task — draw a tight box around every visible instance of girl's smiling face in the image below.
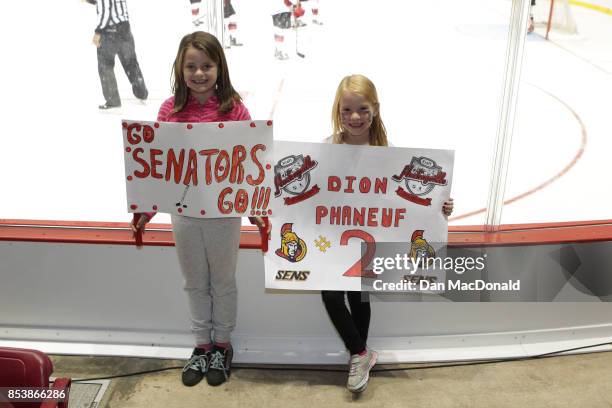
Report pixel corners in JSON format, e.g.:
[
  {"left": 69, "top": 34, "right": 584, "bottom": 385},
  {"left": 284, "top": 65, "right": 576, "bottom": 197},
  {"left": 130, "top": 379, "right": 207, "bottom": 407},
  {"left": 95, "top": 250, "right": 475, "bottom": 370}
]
[
  {"left": 182, "top": 46, "right": 218, "bottom": 102},
  {"left": 339, "top": 91, "right": 375, "bottom": 144}
]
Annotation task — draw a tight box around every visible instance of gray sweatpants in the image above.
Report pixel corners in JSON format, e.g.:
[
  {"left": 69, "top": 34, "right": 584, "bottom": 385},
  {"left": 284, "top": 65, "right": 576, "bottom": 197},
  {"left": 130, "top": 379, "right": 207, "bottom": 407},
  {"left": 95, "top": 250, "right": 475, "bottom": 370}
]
[{"left": 171, "top": 215, "right": 241, "bottom": 345}]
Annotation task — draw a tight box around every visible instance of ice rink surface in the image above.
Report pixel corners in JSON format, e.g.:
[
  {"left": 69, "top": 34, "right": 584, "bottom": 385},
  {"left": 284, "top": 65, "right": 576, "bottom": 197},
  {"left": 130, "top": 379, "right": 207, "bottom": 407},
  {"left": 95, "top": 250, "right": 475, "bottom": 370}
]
[{"left": 0, "top": 0, "right": 610, "bottom": 226}]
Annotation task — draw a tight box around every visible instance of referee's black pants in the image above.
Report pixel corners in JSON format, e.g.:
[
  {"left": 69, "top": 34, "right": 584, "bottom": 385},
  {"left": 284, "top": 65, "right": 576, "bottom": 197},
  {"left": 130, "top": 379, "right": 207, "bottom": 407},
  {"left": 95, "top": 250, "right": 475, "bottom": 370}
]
[{"left": 97, "top": 22, "right": 148, "bottom": 106}]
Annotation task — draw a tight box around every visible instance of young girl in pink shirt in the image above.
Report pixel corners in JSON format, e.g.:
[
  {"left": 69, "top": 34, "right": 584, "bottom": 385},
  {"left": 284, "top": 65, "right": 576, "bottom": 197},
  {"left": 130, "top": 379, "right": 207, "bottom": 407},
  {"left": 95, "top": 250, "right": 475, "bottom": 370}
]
[{"left": 132, "top": 31, "right": 265, "bottom": 387}]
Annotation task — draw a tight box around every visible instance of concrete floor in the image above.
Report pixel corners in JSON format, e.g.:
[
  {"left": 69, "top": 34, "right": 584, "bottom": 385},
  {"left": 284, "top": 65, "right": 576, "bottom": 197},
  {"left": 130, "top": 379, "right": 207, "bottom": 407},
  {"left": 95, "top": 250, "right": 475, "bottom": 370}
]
[{"left": 51, "top": 350, "right": 612, "bottom": 408}]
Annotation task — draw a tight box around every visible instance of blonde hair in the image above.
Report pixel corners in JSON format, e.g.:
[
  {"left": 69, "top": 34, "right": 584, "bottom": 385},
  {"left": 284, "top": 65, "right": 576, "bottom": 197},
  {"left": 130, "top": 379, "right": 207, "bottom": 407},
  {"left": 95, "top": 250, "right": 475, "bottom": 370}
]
[
  {"left": 331, "top": 74, "right": 388, "bottom": 146},
  {"left": 171, "top": 31, "right": 242, "bottom": 114}
]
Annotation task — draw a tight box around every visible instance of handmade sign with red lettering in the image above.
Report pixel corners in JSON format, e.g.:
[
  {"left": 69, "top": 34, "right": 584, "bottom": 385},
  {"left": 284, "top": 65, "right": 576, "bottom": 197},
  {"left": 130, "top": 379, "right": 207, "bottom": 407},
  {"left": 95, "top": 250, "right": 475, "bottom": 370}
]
[
  {"left": 122, "top": 120, "right": 273, "bottom": 218},
  {"left": 265, "top": 141, "right": 454, "bottom": 290}
]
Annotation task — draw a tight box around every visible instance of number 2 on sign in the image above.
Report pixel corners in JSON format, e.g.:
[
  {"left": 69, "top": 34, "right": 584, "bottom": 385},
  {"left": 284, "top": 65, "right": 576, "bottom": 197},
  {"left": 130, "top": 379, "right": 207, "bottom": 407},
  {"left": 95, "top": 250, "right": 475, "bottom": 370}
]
[{"left": 340, "top": 230, "right": 377, "bottom": 278}]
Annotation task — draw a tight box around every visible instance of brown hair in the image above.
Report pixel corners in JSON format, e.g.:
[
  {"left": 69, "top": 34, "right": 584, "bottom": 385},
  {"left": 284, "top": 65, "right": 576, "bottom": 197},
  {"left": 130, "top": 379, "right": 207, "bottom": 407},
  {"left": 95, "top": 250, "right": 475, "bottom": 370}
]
[
  {"left": 331, "top": 74, "right": 388, "bottom": 146},
  {"left": 171, "top": 31, "right": 241, "bottom": 114}
]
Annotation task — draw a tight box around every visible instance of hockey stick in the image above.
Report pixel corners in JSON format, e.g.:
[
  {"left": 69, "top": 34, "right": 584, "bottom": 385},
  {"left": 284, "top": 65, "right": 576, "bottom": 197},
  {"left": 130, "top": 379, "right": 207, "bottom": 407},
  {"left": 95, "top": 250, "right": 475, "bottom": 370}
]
[
  {"left": 295, "top": 24, "right": 305, "bottom": 58},
  {"left": 176, "top": 185, "right": 190, "bottom": 208},
  {"left": 293, "top": 1, "right": 305, "bottom": 58}
]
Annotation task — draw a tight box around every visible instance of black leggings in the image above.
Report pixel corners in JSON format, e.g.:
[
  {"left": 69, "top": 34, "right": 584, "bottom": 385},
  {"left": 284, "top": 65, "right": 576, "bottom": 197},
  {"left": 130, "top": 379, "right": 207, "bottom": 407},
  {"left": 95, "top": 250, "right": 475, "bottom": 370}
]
[{"left": 321, "top": 291, "right": 371, "bottom": 355}]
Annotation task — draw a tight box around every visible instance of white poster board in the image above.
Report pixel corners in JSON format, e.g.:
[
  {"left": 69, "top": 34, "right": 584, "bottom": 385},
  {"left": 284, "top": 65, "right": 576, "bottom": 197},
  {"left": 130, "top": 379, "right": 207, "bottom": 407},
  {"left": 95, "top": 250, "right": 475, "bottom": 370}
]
[
  {"left": 122, "top": 120, "right": 274, "bottom": 218},
  {"left": 264, "top": 141, "right": 454, "bottom": 291}
]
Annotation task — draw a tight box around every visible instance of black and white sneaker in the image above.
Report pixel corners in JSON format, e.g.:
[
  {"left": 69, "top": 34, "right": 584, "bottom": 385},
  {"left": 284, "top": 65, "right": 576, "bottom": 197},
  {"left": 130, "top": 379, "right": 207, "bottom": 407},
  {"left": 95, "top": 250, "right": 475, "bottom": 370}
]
[
  {"left": 206, "top": 345, "right": 233, "bottom": 386},
  {"left": 182, "top": 348, "right": 210, "bottom": 387}
]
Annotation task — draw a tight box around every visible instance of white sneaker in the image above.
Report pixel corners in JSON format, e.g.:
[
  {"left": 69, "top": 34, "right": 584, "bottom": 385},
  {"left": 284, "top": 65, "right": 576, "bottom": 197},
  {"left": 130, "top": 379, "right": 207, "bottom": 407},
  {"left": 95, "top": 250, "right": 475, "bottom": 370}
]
[{"left": 347, "top": 349, "right": 377, "bottom": 393}]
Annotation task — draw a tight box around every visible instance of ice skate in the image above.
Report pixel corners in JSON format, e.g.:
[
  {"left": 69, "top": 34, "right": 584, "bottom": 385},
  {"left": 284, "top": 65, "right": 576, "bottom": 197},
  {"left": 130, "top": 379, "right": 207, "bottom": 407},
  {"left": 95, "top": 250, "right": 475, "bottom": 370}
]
[
  {"left": 192, "top": 14, "right": 206, "bottom": 27},
  {"left": 274, "top": 49, "right": 288, "bottom": 61},
  {"left": 230, "top": 35, "right": 243, "bottom": 47}
]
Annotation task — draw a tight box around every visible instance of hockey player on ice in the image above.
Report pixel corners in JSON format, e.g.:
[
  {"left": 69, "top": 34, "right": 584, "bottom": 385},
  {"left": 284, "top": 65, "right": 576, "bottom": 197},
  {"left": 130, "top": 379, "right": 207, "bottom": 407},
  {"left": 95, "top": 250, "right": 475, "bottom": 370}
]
[
  {"left": 224, "top": 0, "right": 244, "bottom": 48},
  {"left": 271, "top": 0, "right": 307, "bottom": 60},
  {"left": 271, "top": 1, "right": 293, "bottom": 60}
]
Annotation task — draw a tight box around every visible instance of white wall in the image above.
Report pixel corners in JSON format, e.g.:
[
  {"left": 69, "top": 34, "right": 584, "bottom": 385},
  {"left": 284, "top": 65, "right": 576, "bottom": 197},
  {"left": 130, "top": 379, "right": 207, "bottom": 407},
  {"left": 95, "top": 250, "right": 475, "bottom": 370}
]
[{"left": 2, "top": 240, "right": 612, "bottom": 363}]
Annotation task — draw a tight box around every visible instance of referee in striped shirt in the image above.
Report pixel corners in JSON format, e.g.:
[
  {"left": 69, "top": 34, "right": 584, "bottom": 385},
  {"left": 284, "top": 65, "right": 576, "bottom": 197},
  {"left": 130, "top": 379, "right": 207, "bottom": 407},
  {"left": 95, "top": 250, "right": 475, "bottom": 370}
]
[{"left": 88, "top": 0, "right": 148, "bottom": 109}]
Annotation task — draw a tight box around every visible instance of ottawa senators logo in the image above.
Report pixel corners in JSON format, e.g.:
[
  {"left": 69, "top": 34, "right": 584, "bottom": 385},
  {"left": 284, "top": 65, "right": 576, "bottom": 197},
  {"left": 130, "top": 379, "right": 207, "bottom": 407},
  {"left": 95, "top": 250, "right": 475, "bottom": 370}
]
[
  {"left": 410, "top": 230, "right": 436, "bottom": 264},
  {"left": 275, "top": 223, "right": 307, "bottom": 263}
]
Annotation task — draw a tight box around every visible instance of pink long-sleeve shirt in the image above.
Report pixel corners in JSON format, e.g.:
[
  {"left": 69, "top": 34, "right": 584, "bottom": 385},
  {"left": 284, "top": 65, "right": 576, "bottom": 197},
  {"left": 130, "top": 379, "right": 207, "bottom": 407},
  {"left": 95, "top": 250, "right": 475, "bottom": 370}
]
[{"left": 157, "top": 94, "right": 251, "bottom": 122}]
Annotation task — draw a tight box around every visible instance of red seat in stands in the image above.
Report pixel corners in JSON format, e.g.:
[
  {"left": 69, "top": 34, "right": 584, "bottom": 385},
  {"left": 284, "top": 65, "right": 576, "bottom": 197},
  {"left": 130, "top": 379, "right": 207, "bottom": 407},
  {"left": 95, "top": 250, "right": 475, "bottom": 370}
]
[{"left": 0, "top": 347, "right": 71, "bottom": 408}]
